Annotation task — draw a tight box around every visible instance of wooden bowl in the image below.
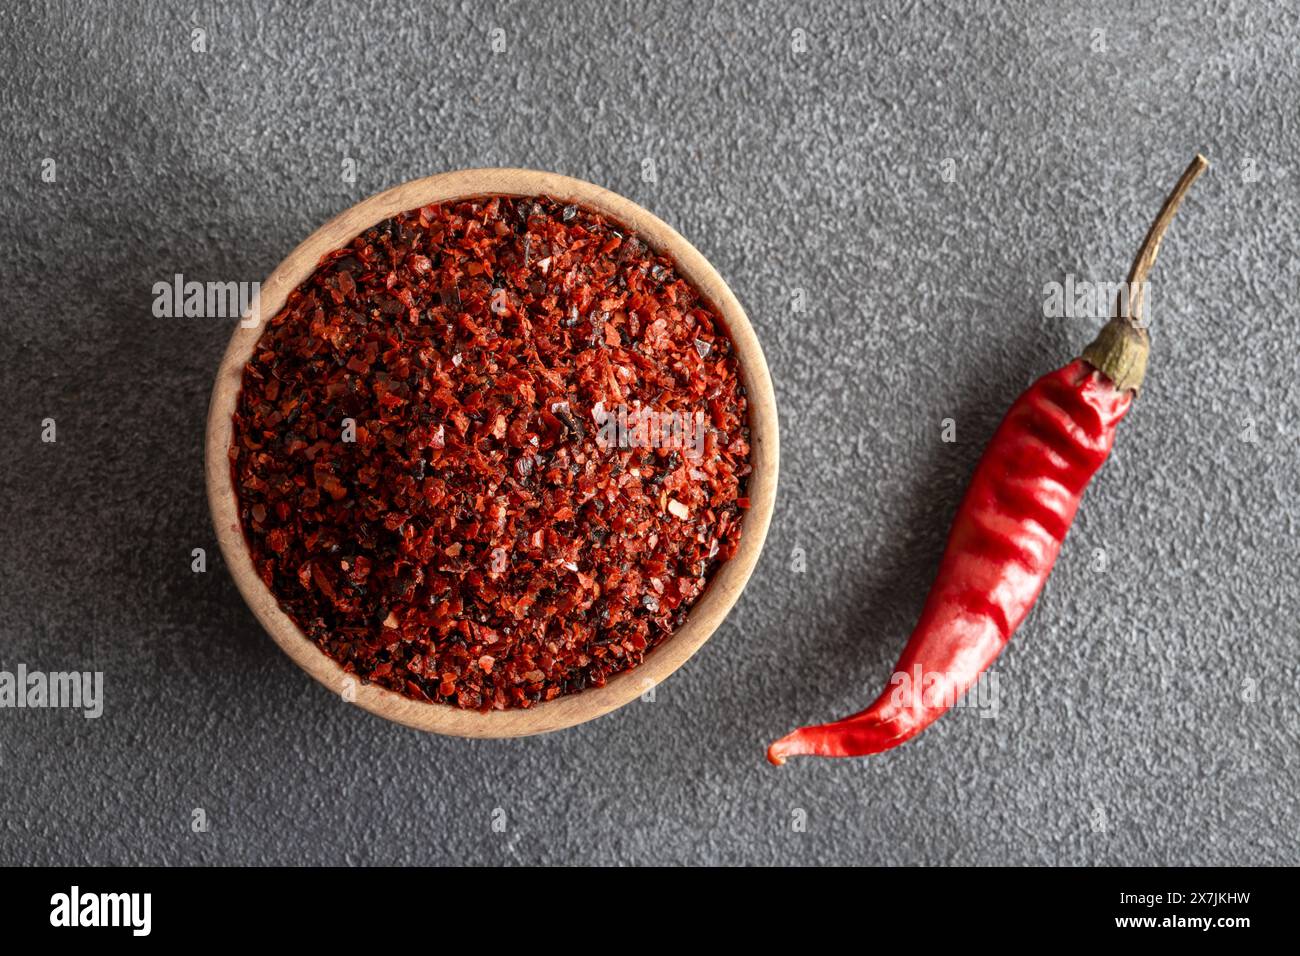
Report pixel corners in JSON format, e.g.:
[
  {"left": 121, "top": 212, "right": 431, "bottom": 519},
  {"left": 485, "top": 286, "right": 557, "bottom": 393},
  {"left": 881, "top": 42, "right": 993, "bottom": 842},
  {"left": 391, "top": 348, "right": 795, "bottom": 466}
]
[{"left": 205, "top": 168, "right": 779, "bottom": 737}]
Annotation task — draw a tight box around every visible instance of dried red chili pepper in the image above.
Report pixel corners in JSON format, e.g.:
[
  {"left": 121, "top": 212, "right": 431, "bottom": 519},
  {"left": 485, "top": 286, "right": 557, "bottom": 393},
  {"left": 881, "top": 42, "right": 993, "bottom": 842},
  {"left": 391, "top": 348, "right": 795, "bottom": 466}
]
[
  {"left": 769, "top": 156, "right": 1207, "bottom": 763},
  {"left": 232, "top": 195, "right": 750, "bottom": 710}
]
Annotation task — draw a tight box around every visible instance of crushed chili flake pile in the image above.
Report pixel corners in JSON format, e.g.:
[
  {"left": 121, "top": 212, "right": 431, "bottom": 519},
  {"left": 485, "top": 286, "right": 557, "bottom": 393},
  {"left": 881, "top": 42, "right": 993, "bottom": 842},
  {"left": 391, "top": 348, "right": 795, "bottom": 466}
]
[{"left": 231, "top": 195, "right": 751, "bottom": 710}]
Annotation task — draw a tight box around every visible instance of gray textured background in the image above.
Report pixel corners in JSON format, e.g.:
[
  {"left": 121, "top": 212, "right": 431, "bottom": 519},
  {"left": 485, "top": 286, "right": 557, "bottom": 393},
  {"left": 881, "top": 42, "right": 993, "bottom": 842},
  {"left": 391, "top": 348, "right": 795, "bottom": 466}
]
[{"left": 1, "top": 0, "right": 1296, "bottom": 866}]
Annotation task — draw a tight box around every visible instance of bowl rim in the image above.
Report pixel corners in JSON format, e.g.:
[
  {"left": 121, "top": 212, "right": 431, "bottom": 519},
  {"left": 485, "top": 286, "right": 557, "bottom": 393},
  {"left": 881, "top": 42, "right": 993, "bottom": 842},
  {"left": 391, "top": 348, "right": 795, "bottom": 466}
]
[{"left": 205, "top": 167, "right": 779, "bottom": 737}]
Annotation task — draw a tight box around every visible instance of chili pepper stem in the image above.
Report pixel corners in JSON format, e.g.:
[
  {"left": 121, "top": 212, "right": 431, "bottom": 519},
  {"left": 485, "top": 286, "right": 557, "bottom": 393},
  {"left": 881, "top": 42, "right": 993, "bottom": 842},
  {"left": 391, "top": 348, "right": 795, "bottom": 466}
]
[{"left": 1081, "top": 154, "right": 1208, "bottom": 394}]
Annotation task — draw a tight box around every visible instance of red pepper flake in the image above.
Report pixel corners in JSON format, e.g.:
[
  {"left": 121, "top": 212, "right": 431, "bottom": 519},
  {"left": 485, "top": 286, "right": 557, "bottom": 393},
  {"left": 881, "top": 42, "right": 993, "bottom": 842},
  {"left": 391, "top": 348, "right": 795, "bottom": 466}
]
[{"left": 231, "top": 195, "right": 751, "bottom": 710}]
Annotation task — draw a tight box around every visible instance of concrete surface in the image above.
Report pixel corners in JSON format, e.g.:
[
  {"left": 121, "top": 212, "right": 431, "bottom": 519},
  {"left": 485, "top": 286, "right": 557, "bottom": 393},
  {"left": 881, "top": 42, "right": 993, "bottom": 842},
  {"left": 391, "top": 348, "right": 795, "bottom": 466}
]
[{"left": 1, "top": 0, "right": 1296, "bottom": 866}]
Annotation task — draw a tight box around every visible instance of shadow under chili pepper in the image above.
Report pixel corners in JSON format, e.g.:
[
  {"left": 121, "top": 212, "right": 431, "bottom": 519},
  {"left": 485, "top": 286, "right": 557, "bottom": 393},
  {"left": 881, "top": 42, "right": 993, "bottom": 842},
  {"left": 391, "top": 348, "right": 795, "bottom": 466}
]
[{"left": 809, "top": 331, "right": 1067, "bottom": 712}]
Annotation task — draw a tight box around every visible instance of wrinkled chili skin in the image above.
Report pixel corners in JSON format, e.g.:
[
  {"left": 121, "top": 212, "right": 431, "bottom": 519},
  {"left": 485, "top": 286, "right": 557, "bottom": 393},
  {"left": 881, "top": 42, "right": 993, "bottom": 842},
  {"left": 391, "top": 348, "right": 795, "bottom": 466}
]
[
  {"left": 231, "top": 195, "right": 751, "bottom": 711},
  {"left": 768, "top": 359, "right": 1129, "bottom": 763}
]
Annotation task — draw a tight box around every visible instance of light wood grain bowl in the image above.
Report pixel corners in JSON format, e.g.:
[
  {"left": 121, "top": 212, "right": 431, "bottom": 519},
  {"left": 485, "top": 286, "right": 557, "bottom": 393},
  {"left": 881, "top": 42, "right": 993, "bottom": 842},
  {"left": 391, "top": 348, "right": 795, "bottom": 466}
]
[{"left": 206, "top": 168, "right": 779, "bottom": 737}]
